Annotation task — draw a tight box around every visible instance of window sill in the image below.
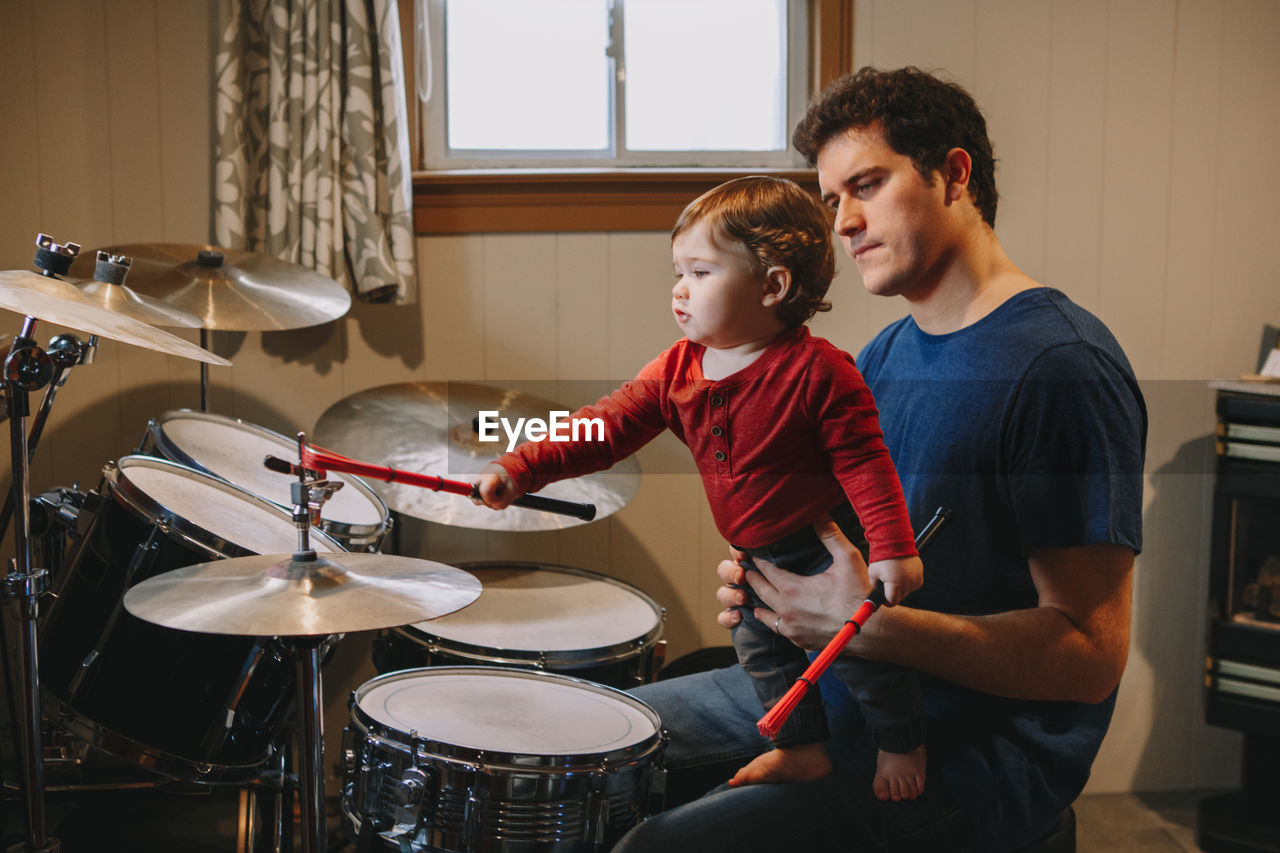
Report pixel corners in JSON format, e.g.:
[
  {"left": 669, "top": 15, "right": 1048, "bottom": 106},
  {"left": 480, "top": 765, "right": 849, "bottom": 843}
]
[{"left": 411, "top": 168, "right": 820, "bottom": 235}]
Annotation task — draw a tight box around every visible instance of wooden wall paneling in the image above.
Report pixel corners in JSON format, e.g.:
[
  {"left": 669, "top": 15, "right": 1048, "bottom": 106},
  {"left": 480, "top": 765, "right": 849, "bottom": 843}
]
[
  {"left": 616, "top": 474, "right": 707, "bottom": 660},
  {"left": 1209, "top": 0, "right": 1280, "bottom": 377},
  {"left": 603, "top": 233, "right": 671, "bottom": 377},
  {"left": 417, "top": 235, "right": 487, "bottom": 380},
  {"left": 554, "top": 233, "right": 612, "bottom": 382},
  {"left": 155, "top": 0, "right": 215, "bottom": 243},
  {"left": 481, "top": 233, "right": 559, "bottom": 382},
  {"left": 102, "top": 0, "right": 166, "bottom": 242},
  {"left": 335, "top": 300, "right": 430, "bottom": 398},
  {"left": 1043, "top": 0, "right": 1108, "bottom": 316},
  {"left": 974, "top": 0, "right": 1051, "bottom": 282},
  {"left": 862, "top": 0, "right": 978, "bottom": 85},
  {"left": 550, "top": 233, "right": 616, "bottom": 577},
  {"left": 1097, "top": 0, "right": 1177, "bottom": 380},
  {"left": 1164, "top": 0, "right": 1225, "bottom": 381},
  {"left": 31, "top": 1, "right": 114, "bottom": 250},
  {"left": 0, "top": 1, "right": 44, "bottom": 266}
]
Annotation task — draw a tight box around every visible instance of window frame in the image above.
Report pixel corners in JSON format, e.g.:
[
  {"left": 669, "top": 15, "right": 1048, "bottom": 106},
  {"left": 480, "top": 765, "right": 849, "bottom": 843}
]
[{"left": 400, "top": 0, "right": 854, "bottom": 235}]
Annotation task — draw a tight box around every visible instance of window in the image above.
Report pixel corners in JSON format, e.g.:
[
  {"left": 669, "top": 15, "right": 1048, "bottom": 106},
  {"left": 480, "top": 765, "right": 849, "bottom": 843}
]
[
  {"left": 416, "top": 0, "right": 809, "bottom": 169},
  {"left": 404, "top": 1, "right": 854, "bottom": 233}
]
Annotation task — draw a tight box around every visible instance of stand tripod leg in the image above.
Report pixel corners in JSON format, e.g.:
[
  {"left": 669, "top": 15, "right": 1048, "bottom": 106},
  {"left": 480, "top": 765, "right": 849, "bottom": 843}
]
[{"left": 295, "top": 642, "right": 326, "bottom": 853}]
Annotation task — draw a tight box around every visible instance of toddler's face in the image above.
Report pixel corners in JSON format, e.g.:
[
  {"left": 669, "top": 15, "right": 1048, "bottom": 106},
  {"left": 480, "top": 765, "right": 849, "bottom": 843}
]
[{"left": 671, "top": 222, "right": 777, "bottom": 350}]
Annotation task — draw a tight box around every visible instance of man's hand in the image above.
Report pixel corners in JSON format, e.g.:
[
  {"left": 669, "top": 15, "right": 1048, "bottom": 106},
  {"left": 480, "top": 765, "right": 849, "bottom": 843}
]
[{"left": 715, "top": 514, "right": 874, "bottom": 650}]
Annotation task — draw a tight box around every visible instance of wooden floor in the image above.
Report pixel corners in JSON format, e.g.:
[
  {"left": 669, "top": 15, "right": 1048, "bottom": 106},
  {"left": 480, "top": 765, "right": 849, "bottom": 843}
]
[
  {"left": 0, "top": 777, "right": 1243, "bottom": 851},
  {"left": 1076, "top": 789, "right": 1218, "bottom": 852}
]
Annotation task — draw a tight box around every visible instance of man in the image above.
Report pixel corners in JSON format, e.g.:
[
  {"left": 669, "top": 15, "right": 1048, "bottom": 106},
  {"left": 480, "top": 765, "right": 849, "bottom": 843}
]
[{"left": 613, "top": 67, "right": 1146, "bottom": 852}]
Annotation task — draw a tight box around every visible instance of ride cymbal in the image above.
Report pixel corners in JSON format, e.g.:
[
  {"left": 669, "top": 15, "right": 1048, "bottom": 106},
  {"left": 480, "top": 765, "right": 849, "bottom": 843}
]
[
  {"left": 123, "top": 551, "right": 482, "bottom": 636},
  {"left": 313, "top": 382, "right": 641, "bottom": 531},
  {"left": 0, "top": 269, "right": 229, "bottom": 365},
  {"left": 68, "top": 244, "right": 352, "bottom": 331}
]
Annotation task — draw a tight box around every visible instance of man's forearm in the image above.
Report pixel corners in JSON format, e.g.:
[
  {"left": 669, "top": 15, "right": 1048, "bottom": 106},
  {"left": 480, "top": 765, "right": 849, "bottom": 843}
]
[{"left": 856, "top": 602, "right": 1127, "bottom": 704}]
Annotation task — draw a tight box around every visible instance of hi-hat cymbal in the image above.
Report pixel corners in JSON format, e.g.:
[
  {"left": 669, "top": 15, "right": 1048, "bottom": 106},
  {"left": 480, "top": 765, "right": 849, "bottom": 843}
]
[
  {"left": 313, "top": 382, "right": 641, "bottom": 532},
  {"left": 69, "top": 244, "right": 351, "bottom": 332},
  {"left": 73, "top": 279, "right": 203, "bottom": 328},
  {"left": 123, "top": 551, "right": 482, "bottom": 636},
  {"left": 0, "top": 269, "right": 230, "bottom": 365}
]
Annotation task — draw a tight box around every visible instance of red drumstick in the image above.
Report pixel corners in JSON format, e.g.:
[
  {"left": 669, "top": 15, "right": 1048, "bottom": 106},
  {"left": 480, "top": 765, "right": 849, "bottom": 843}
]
[
  {"left": 756, "top": 507, "right": 950, "bottom": 739},
  {"left": 288, "top": 442, "right": 597, "bottom": 521}
]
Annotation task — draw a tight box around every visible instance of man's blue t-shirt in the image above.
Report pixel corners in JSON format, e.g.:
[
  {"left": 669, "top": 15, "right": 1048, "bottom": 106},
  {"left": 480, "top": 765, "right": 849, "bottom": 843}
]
[{"left": 825, "top": 287, "right": 1147, "bottom": 850}]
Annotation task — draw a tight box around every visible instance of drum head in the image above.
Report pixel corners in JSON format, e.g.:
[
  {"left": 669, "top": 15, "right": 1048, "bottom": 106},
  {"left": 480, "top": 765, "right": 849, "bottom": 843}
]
[
  {"left": 354, "top": 667, "right": 659, "bottom": 758},
  {"left": 110, "top": 455, "right": 341, "bottom": 557},
  {"left": 150, "top": 410, "right": 386, "bottom": 527},
  {"left": 404, "top": 563, "right": 662, "bottom": 655}
]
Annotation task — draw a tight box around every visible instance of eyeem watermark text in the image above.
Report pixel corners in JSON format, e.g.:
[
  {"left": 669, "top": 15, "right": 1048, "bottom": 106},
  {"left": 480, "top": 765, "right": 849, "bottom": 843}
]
[{"left": 476, "top": 411, "right": 606, "bottom": 452}]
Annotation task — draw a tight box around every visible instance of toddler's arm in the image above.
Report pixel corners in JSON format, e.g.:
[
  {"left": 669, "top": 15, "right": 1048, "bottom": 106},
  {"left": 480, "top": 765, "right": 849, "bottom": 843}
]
[{"left": 867, "top": 555, "right": 923, "bottom": 606}]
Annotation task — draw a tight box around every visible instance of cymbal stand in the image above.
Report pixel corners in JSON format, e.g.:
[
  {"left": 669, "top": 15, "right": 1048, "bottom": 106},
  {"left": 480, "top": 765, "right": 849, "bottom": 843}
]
[
  {"left": 283, "top": 431, "right": 342, "bottom": 853},
  {"left": 1, "top": 236, "right": 81, "bottom": 853},
  {"left": 199, "top": 329, "right": 212, "bottom": 412},
  {"left": 3, "top": 319, "right": 61, "bottom": 853}
]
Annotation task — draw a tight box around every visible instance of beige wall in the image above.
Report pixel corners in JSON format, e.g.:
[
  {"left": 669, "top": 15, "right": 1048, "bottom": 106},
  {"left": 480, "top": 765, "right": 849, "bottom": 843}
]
[{"left": 3, "top": 0, "right": 1279, "bottom": 796}]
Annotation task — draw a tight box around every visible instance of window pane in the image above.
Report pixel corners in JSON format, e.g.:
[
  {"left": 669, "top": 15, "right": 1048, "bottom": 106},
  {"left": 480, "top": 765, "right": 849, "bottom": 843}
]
[
  {"left": 624, "top": 0, "right": 788, "bottom": 152},
  {"left": 446, "top": 0, "right": 609, "bottom": 151}
]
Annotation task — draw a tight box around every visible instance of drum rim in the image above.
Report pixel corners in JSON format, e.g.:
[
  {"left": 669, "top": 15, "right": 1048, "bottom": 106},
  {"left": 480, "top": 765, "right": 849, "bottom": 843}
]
[
  {"left": 147, "top": 408, "right": 389, "bottom": 536},
  {"left": 392, "top": 562, "right": 666, "bottom": 669},
  {"left": 349, "top": 666, "right": 664, "bottom": 770},
  {"left": 41, "top": 687, "right": 276, "bottom": 784},
  {"left": 107, "top": 454, "right": 344, "bottom": 558}
]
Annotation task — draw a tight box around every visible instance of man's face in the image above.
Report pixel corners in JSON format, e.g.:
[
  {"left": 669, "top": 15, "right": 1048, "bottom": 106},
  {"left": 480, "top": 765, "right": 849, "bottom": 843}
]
[{"left": 816, "top": 126, "right": 953, "bottom": 299}]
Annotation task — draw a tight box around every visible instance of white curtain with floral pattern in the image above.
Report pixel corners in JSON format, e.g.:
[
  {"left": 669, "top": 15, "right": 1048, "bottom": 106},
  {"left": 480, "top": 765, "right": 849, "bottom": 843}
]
[{"left": 214, "top": 0, "right": 416, "bottom": 304}]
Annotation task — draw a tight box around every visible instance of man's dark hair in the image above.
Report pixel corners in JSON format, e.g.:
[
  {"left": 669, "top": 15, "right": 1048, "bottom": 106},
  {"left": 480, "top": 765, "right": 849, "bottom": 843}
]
[{"left": 793, "top": 66, "right": 999, "bottom": 227}]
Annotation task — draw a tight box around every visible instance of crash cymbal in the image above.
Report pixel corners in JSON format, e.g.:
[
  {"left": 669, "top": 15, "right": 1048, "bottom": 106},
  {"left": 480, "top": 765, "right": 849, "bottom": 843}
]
[
  {"left": 0, "top": 269, "right": 230, "bottom": 365},
  {"left": 72, "top": 279, "right": 203, "bottom": 328},
  {"left": 123, "top": 551, "right": 482, "bottom": 636},
  {"left": 313, "top": 382, "right": 641, "bottom": 531},
  {"left": 69, "top": 243, "right": 351, "bottom": 331}
]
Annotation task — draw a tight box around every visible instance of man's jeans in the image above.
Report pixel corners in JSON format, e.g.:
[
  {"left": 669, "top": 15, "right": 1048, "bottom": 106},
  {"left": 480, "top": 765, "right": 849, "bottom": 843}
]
[{"left": 612, "top": 666, "right": 979, "bottom": 852}]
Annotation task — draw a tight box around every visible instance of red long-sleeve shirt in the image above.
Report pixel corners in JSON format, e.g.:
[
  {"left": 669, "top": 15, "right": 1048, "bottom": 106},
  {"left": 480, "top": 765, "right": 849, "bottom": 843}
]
[{"left": 498, "top": 326, "right": 917, "bottom": 558}]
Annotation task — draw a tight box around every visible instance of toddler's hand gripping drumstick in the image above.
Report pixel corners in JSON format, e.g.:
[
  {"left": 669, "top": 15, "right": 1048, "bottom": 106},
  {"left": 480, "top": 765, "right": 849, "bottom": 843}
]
[
  {"left": 756, "top": 506, "right": 951, "bottom": 739},
  {"left": 268, "top": 443, "right": 597, "bottom": 522}
]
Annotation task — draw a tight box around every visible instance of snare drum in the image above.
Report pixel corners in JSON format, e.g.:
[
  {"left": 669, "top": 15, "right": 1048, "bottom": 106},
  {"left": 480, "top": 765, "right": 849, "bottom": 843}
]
[
  {"left": 142, "top": 409, "right": 389, "bottom": 550},
  {"left": 342, "top": 667, "right": 665, "bottom": 852},
  {"left": 38, "top": 455, "right": 344, "bottom": 782},
  {"left": 372, "top": 562, "right": 666, "bottom": 687}
]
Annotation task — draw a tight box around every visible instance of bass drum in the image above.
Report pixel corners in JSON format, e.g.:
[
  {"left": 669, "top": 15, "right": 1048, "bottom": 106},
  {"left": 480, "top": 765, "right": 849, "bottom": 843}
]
[
  {"left": 38, "top": 455, "right": 344, "bottom": 783},
  {"left": 142, "top": 409, "right": 390, "bottom": 551},
  {"left": 342, "top": 667, "right": 665, "bottom": 852},
  {"left": 372, "top": 562, "right": 666, "bottom": 688}
]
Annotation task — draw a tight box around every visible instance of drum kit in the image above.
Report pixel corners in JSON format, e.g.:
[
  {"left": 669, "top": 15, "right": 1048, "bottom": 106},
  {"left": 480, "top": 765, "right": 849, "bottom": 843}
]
[{"left": 1, "top": 236, "right": 662, "bottom": 853}]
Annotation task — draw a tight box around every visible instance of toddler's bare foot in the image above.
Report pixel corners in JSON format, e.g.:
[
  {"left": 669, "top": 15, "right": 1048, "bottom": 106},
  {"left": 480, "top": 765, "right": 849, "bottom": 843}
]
[
  {"left": 872, "top": 744, "right": 927, "bottom": 802},
  {"left": 727, "top": 741, "right": 833, "bottom": 788}
]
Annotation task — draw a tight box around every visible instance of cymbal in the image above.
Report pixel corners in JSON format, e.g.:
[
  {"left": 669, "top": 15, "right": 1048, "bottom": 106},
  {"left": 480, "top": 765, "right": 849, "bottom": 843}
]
[
  {"left": 313, "top": 382, "right": 641, "bottom": 531},
  {"left": 68, "top": 243, "right": 352, "bottom": 332},
  {"left": 73, "top": 279, "right": 203, "bottom": 328},
  {"left": 0, "top": 269, "right": 230, "bottom": 366},
  {"left": 123, "top": 551, "right": 482, "bottom": 636}
]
